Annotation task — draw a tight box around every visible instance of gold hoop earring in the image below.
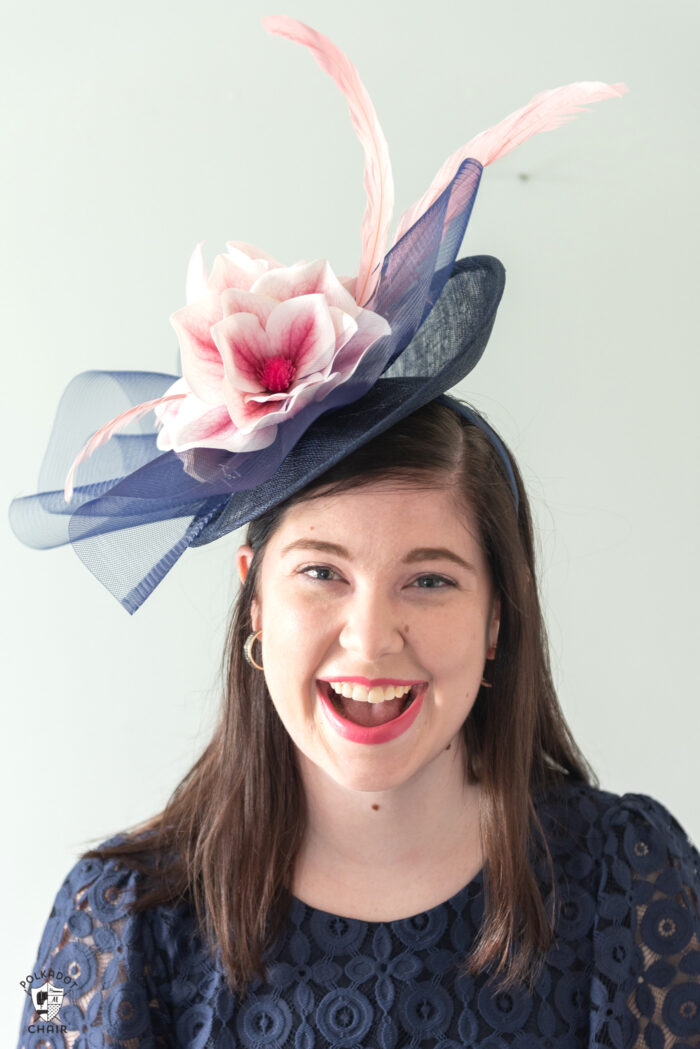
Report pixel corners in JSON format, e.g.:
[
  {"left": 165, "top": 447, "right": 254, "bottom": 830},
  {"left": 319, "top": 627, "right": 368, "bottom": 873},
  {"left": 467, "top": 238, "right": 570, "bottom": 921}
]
[
  {"left": 244, "top": 630, "right": 264, "bottom": 671},
  {"left": 481, "top": 645, "right": 496, "bottom": 687}
]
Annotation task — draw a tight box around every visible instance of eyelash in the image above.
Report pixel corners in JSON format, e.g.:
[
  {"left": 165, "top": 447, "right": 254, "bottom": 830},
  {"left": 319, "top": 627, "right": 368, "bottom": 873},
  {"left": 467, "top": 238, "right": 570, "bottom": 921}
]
[
  {"left": 298, "top": 565, "right": 455, "bottom": 589},
  {"left": 412, "top": 574, "right": 454, "bottom": 589}
]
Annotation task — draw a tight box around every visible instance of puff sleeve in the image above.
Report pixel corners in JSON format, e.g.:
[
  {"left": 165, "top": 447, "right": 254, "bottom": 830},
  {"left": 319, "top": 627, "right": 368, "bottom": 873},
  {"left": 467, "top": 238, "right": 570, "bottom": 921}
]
[
  {"left": 589, "top": 793, "right": 700, "bottom": 1048},
  {"left": 16, "top": 850, "right": 171, "bottom": 1048}
]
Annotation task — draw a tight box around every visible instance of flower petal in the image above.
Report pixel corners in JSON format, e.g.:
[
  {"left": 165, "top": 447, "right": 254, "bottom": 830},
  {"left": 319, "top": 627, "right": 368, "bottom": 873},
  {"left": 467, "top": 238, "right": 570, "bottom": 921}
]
[
  {"left": 212, "top": 312, "right": 273, "bottom": 394},
  {"left": 155, "top": 388, "right": 275, "bottom": 453},
  {"left": 152, "top": 375, "right": 189, "bottom": 420},
  {"left": 170, "top": 293, "right": 225, "bottom": 404},
  {"left": 328, "top": 305, "right": 358, "bottom": 344},
  {"left": 185, "top": 241, "right": 208, "bottom": 304},
  {"left": 223, "top": 384, "right": 286, "bottom": 431},
  {"left": 229, "top": 369, "right": 342, "bottom": 432},
  {"left": 252, "top": 258, "right": 359, "bottom": 315},
  {"left": 221, "top": 289, "right": 278, "bottom": 326},
  {"left": 247, "top": 370, "right": 328, "bottom": 404},
  {"left": 226, "top": 240, "right": 284, "bottom": 267},
  {"left": 264, "top": 294, "right": 338, "bottom": 377},
  {"left": 208, "top": 251, "right": 268, "bottom": 294},
  {"left": 330, "top": 305, "right": 391, "bottom": 381}
]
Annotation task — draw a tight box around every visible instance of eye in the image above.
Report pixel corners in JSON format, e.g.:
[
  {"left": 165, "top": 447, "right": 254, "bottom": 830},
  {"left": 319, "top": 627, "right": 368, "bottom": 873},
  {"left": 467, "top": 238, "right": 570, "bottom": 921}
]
[
  {"left": 411, "top": 574, "right": 455, "bottom": 589},
  {"left": 298, "top": 564, "right": 343, "bottom": 582}
]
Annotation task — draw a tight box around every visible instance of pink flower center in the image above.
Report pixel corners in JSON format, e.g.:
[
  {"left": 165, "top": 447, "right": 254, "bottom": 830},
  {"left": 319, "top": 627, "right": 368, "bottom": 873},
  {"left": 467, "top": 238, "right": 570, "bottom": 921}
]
[{"left": 257, "top": 356, "right": 296, "bottom": 393}]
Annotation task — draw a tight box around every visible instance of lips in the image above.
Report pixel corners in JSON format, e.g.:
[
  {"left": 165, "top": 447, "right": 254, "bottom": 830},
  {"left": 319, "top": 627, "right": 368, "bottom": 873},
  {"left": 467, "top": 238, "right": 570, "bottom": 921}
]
[{"left": 317, "top": 679, "right": 425, "bottom": 745}]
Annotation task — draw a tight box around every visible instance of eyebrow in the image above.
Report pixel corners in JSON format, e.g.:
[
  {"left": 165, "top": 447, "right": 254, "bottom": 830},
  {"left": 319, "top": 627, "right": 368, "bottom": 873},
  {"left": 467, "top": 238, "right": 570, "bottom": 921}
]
[{"left": 280, "top": 539, "right": 476, "bottom": 573}]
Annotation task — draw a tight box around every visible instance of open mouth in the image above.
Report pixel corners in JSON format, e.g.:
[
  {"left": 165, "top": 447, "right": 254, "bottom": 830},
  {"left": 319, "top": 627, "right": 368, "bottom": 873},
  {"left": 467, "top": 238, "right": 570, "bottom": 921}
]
[{"left": 319, "top": 680, "right": 421, "bottom": 728}]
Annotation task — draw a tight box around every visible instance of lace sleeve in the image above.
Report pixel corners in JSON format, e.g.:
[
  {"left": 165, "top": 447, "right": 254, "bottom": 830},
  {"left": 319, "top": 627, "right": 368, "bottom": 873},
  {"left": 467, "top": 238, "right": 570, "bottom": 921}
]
[
  {"left": 590, "top": 793, "right": 700, "bottom": 1048},
  {"left": 16, "top": 850, "right": 171, "bottom": 1048}
]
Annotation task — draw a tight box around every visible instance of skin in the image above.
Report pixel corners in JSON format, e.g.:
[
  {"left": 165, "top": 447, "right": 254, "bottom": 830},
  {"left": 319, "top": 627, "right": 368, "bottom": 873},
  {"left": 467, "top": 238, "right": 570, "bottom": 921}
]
[{"left": 237, "top": 481, "right": 500, "bottom": 920}]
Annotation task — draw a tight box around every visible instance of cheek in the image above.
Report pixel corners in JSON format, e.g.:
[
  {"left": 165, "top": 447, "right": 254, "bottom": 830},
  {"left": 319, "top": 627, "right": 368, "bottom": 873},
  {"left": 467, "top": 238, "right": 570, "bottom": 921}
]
[
  {"left": 414, "top": 608, "right": 487, "bottom": 662},
  {"left": 263, "top": 595, "right": 330, "bottom": 651},
  {"left": 417, "top": 614, "right": 491, "bottom": 706},
  {"left": 259, "top": 596, "right": 331, "bottom": 702}
]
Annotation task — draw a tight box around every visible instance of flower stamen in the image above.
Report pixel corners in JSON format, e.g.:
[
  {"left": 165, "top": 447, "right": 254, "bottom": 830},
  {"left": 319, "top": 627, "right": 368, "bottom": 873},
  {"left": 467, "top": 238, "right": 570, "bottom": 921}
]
[{"left": 257, "top": 356, "right": 296, "bottom": 393}]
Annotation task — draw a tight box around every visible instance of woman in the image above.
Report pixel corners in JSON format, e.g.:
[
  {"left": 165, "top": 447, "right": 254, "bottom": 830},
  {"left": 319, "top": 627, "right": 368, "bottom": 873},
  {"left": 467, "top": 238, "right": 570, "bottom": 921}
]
[
  {"left": 14, "top": 402, "right": 700, "bottom": 1046},
  {"left": 12, "top": 17, "right": 699, "bottom": 1049}
]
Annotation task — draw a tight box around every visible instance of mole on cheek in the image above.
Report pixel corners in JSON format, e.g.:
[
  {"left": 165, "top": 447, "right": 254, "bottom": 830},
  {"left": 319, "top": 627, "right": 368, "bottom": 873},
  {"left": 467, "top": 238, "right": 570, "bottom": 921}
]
[
  {"left": 371, "top": 804, "right": 380, "bottom": 811},
  {"left": 404, "top": 624, "right": 409, "bottom": 634}
]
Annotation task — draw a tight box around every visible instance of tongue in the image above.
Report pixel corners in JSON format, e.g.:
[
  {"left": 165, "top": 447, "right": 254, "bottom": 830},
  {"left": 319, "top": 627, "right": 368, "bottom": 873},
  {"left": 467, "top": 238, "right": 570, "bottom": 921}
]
[{"left": 339, "top": 695, "right": 405, "bottom": 727}]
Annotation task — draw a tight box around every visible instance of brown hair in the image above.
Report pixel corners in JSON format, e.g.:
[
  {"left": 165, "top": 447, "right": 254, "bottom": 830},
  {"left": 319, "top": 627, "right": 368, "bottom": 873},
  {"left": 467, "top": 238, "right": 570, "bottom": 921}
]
[{"left": 87, "top": 399, "right": 597, "bottom": 993}]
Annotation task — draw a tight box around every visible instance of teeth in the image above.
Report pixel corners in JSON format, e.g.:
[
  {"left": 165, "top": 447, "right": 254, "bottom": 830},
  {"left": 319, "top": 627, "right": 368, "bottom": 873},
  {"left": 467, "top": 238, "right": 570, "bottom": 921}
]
[{"left": 328, "top": 682, "right": 413, "bottom": 703}]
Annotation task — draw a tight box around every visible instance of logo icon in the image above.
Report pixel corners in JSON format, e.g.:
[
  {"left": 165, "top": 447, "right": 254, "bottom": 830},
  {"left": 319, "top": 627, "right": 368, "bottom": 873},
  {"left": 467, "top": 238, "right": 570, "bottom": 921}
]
[{"left": 31, "top": 982, "right": 65, "bottom": 1023}]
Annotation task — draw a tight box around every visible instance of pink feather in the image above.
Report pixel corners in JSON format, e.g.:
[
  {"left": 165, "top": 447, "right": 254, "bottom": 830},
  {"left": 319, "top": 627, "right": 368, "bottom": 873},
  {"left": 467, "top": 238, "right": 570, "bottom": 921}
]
[
  {"left": 186, "top": 241, "right": 208, "bottom": 304},
  {"left": 393, "top": 81, "right": 628, "bottom": 246},
  {"left": 263, "top": 16, "right": 394, "bottom": 308},
  {"left": 64, "top": 392, "right": 186, "bottom": 502}
]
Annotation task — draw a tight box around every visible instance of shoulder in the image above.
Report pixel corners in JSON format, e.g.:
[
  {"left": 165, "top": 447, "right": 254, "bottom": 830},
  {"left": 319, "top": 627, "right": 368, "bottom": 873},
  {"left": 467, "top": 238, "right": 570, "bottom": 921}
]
[
  {"left": 33, "top": 835, "right": 142, "bottom": 965},
  {"left": 539, "top": 786, "right": 700, "bottom": 1043},
  {"left": 535, "top": 777, "right": 699, "bottom": 879},
  {"left": 46, "top": 833, "right": 153, "bottom": 925},
  {"left": 36, "top": 833, "right": 185, "bottom": 977},
  {"left": 18, "top": 835, "right": 204, "bottom": 1046},
  {"left": 533, "top": 779, "right": 700, "bottom": 1043},
  {"left": 48, "top": 831, "right": 195, "bottom": 946},
  {"left": 596, "top": 790, "right": 699, "bottom": 876}
]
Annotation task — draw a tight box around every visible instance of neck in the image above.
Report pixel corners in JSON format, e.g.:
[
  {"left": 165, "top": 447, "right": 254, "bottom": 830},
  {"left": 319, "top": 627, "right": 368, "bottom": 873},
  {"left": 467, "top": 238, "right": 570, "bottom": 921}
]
[{"left": 292, "top": 739, "right": 482, "bottom": 916}]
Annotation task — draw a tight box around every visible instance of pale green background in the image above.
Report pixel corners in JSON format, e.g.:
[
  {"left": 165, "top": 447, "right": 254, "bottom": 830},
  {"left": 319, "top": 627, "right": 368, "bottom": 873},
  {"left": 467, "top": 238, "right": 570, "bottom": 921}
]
[{"left": 3, "top": 0, "right": 699, "bottom": 1033}]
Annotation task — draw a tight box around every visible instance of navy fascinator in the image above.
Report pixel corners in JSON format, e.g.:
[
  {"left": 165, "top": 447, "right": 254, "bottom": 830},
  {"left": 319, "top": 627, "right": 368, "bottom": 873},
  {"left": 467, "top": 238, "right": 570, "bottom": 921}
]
[{"left": 9, "top": 17, "right": 626, "bottom": 613}]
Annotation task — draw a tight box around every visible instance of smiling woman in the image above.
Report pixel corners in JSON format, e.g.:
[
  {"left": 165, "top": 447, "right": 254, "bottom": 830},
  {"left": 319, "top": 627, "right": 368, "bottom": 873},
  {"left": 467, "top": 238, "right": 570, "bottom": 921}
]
[
  {"left": 240, "top": 483, "right": 499, "bottom": 758},
  {"left": 15, "top": 402, "right": 700, "bottom": 1046},
  {"left": 12, "top": 14, "right": 700, "bottom": 1049},
  {"left": 215, "top": 404, "right": 587, "bottom": 951}
]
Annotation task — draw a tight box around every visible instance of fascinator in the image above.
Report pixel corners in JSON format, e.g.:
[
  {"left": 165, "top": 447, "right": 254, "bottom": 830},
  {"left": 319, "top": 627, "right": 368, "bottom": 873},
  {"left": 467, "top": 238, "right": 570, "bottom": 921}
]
[{"left": 9, "top": 17, "right": 626, "bottom": 613}]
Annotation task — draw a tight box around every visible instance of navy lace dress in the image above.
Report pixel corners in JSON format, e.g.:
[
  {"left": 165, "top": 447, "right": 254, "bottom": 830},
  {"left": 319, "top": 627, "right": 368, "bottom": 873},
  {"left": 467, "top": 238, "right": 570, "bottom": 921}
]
[{"left": 16, "top": 781, "right": 700, "bottom": 1048}]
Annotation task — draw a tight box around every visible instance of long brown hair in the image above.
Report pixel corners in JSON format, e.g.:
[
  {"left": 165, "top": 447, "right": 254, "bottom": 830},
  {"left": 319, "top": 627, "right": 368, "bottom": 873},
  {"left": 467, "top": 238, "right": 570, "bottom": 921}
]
[{"left": 87, "top": 399, "right": 597, "bottom": 993}]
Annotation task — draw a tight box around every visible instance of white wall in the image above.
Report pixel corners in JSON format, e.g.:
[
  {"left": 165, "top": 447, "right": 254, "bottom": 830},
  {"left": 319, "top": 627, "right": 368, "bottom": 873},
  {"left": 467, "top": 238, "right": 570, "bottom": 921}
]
[{"left": 3, "top": 0, "right": 698, "bottom": 1033}]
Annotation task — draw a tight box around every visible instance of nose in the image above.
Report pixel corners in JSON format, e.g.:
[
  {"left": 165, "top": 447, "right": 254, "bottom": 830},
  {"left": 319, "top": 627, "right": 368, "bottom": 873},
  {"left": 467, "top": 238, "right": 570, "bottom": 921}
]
[{"left": 338, "top": 584, "right": 405, "bottom": 662}]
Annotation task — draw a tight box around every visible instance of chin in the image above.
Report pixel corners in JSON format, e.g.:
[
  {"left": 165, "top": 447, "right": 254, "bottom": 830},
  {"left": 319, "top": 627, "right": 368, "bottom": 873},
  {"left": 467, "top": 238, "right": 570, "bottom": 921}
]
[
  {"left": 324, "top": 739, "right": 451, "bottom": 794},
  {"left": 328, "top": 763, "right": 416, "bottom": 795}
]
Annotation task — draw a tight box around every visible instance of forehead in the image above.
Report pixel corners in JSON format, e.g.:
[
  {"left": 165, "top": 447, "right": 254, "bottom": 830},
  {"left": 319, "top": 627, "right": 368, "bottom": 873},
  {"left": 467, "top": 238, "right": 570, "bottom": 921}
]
[{"left": 267, "top": 480, "right": 483, "bottom": 560}]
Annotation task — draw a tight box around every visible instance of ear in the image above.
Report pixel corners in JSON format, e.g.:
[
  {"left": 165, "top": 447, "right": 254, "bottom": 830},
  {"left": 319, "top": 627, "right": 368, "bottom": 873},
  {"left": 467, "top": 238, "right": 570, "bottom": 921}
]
[
  {"left": 236, "top": 544, "right": 254, "bottom": 584},
  {"left": 236, "top": 545, "right": 261, "bottom": 631},
  {"left": 487, "top": 595, "right": 501, "bottom": 658}
]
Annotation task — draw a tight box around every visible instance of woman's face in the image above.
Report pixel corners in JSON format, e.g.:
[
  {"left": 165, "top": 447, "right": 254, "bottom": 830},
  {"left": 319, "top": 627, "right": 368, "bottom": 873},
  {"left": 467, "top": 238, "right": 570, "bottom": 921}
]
[{"left": 237, "top": 481, "right": 499, "bottom": 794}]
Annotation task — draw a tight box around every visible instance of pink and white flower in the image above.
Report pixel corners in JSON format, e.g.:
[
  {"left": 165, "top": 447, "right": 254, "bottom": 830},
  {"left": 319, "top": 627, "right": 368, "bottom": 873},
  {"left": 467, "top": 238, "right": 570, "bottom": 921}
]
[{"left": 154, "top": 247, "right": 390, "bottom": 453}]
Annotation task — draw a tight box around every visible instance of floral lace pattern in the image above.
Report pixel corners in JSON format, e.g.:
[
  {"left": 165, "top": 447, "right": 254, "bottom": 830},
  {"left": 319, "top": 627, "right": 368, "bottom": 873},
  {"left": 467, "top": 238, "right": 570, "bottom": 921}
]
[{"left": 16, "top": 783, "right": 700, "bottom": 1048}]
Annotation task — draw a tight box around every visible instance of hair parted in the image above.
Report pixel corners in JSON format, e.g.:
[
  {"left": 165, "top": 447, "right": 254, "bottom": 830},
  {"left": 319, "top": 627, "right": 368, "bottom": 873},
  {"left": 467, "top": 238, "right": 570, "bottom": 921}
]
[{"left": 85, "top": 398, "right": 597, "bottom": 994}]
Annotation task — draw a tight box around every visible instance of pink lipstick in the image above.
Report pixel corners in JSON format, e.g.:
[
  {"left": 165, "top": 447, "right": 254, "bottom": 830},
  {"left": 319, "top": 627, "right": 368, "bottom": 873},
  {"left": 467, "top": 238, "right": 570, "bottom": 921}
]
[{"left": 317, "top": 681, "right": 425, "bottom": 744}]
